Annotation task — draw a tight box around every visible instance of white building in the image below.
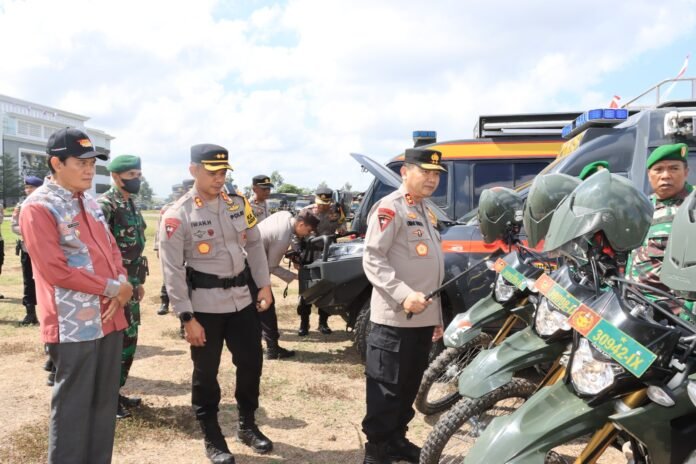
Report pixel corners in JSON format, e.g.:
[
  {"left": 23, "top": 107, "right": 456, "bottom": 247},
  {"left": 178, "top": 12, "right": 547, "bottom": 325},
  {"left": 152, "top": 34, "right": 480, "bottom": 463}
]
[{"left": 0, "top": 94, "right": 113, "bottom": 203}]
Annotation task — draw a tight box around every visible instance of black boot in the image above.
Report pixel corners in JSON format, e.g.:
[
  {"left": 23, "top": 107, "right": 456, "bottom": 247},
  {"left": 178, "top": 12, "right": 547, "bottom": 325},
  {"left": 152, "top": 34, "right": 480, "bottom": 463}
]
[
  {"left": 298, "top": 315, "right": 310, "bottom": 337},
  {"left": 19, "top": 305, "right": 38, "bottom": 326},
  {"left": 119, "top": 393, "right": 142, "bottom": 408},
  {"left": 237, "top": 413, "right": 273, "bottom": 454},
  {"left": 318, "top": 314, "right": 332, "bottom": 335},
  {"left": 46, "top": 368, "right": 56, "bottom": 387},
  {"left": 199, "top": 418, "right": 236, "bottom": 464},
  {"left": 265, "top": 341, "right": 295, "bottom": 360},
  {"left": 386, "top": 436, "right": 420, "bottom": 463},
  {"left": 157, "top": 302, "right": 169, "bottom": 315},
  {"left": 363, "top": 442, "right": 391, "bottom": 464}
]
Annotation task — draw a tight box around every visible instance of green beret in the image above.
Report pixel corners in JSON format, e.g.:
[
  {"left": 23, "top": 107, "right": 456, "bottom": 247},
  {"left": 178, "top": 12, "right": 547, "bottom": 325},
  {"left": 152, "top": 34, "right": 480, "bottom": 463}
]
[
  {"left": 107, "top": 154, "right": 141, "bottom": 173},
  {"left": 646, "top": 143, "right": 688, "bottom": 169},
  {"left": 578, "top": 161, "right": 609, "bottom": 180}
]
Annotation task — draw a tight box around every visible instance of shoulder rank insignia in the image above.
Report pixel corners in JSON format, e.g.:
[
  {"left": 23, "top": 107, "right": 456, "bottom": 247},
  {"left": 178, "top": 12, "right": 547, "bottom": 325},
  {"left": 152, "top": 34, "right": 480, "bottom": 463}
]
[
  {"left": 404, "top": 193, "right": 415, "bottom": 206},
  {"left": 243, "top": 197, "right": 258, "bottom": 228},
  {"left": 378, "top": 208, "right": 395, "bottom": 231},
  {"left": 427, "top": 208, "right": 437, "bottom": 226},
  {"left": 194, "top": 196, "right": 204, "bottom": 208}
]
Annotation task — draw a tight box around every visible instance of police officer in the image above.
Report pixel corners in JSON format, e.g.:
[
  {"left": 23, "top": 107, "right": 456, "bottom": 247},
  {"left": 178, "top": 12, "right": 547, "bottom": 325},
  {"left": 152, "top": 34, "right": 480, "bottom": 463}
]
[
  {"left": 257, "top": 210, "right": 319, "bottom": 359},
  {"left": 626, "top": 143, "right": 693, "bottom": 318},
  {"left": 98, "top": 155, "right": 148, "bottom": 419},
  {"left": 361, "top": 148, "right": 445, "bottom": 464},
  {"left": 295, "top": 186, "right": 347, "bottom": 336},
  {"left": 155, "top": 179, "right": 194, "bottom": 315},
  {"left": 12, "top": 175, "right": 43, "bottom": 325},
  {"left": 250, "top": 174, "right": 273, "bottom": 222},
  {"left": 160, "top": 144, "right": 273, "bottom": 464}
]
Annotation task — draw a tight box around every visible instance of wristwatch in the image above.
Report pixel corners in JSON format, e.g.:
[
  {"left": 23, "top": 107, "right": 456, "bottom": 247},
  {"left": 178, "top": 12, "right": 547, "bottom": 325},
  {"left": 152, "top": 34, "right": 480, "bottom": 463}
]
[{"left": 179, "top": 312, "right": 194, "bottom": 323}]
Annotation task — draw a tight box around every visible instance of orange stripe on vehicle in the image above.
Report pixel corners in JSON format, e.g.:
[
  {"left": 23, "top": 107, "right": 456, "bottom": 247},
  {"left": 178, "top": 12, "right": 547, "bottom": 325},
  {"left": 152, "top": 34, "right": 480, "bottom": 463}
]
[
  {"left": 442, "top": 239, "right": 542, "bottom": 254},
  {"left": 394, "top": 141, "right": 563, "bottom": 161}
]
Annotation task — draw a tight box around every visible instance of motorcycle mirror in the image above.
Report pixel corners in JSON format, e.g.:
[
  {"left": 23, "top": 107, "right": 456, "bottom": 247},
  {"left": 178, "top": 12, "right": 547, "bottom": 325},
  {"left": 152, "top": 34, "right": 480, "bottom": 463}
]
[
  {"left": 647, "top": 386, "right": 676, "bottom": 407},
  {"left": 485, "top": 260, "right": 496, "bottom": 271},
  {"left": 687, "top": 381, "right": 696, "bottom": 408}
]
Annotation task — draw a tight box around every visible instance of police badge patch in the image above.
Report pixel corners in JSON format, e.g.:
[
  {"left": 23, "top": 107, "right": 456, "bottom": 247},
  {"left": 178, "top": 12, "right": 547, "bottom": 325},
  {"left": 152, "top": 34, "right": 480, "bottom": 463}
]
[{"left": 378, "top": 208, "right": 395, "bottom": 231}]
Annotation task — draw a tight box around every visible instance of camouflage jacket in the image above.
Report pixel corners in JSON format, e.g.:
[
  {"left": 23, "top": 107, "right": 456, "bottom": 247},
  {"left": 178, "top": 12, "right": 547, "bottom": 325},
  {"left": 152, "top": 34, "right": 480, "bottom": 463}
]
[
  {"left": 98, "top": 186, "right": 147, "bottom": 284},
  {"left": 626, "top": 183, "right": 694, "bottom": 306}
]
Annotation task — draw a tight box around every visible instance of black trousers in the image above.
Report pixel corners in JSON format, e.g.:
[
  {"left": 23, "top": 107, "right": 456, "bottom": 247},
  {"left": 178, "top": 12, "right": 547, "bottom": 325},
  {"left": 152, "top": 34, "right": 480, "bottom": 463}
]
[
  {"left": 362, "top": 323, "right": 433, "bottom": 444},
  {"left": 20, "top": 250, "right": 37, "bottom": 307},
  {"left": 190, "top": 306, "right": 263, "bottom": 420},
  {"left": 297, "top": 296, "right": 330, "bottom": 322},
  {"left": 247, "top": 277, "right": 280, "bottom": 345},
  {"left": 159, "top": 284, "right": 169, "bottom": 305}
]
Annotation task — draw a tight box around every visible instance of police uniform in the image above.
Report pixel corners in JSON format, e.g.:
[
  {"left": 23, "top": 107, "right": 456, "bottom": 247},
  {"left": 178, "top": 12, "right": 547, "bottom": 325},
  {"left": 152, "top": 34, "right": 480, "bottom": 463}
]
[
  {"left": 12, "top": 175, "right": 44, "bottom": 325},
  {"left": 626, "top": 143, "right": 694, "bottom": 319},
  {"left": 249, "top": 175, "right": 274, "bottom": 223},
  {"left": 295, "top": 187, "right": 347, "bottom": 335},
  {"left": 361, "top": 148, "right": 445, "bottom": 464},
  {"left": 98, "top": 154, "right": 147, "bottom": 417},
  {"left": 159, "top": 144, "right": 273, "bottom": 461},
  {"left": 155, "top": 179, "right": 194, "bottom": 316}
]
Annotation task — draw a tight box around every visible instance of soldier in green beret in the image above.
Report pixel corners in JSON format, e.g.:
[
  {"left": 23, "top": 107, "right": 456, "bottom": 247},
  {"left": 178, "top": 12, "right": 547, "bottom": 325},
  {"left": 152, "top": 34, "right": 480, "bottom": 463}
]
[
  {"left": 626, "top": 143, "right": 694, "bottom": 320},
  {"left": 578, "top": 160, "right": 609, "bottom": 180},
  {"left": 98, "top": 154, "right": 148, "bottom": 419}
]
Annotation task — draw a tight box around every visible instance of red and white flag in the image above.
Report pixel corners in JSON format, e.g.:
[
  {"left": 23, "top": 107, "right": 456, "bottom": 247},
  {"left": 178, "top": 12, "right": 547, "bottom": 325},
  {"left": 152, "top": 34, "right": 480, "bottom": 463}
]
[
  {"left": 608, "top": 95, "right": 621, "bottom": 108},
  {"left": 675, "top": 54, "right": 690, "bottom": 79},
  {"left": 662, "top": 54, "right": 690, "bottom": 101}
]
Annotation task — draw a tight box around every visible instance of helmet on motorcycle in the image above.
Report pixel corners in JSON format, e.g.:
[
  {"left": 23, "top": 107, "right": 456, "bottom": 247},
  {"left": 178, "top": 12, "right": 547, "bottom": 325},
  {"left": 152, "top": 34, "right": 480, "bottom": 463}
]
[
  {"left": 477, "top": 187, "right": 524, "bottom": 244},
  {"left": 523, "top": 174, "right": 581, "bottom": 247},
  {"left": 661, "top": 190, "right": 696, "bottom": 292},
  {"left": 543, "top": 170, "right": 653, "bottom": 253}
]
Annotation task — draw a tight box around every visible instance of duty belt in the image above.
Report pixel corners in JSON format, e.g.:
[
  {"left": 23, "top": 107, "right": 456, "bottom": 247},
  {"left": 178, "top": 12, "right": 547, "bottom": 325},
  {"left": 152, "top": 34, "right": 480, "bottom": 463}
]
[{"left": 186, "top": 267, "right": 247, "bottom": 290}]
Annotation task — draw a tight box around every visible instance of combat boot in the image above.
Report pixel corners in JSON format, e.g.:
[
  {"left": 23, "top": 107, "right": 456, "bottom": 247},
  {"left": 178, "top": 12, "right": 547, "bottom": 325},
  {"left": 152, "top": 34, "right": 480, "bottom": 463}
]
[
  {"left": 363, "top": 442, "right": 391, "bottom": 464},
  {"left": 157, "top": 302, "right": 169, "bottom": 315},
  {"left": 199, "top": 418, "right": 236, "bottom": 464},
  {"left": 265, "top": 341, "right": 295, "bottom": 360},
  {"left": 386, "top": 436, "right": 420, "bottom": 463},
  {"left": 318, "top": 313, "right": 332, "bottom": 335},
  {"left": 19, "top": 305, "right": 38, "bottom": 326},
  {"left": 297, "top": 315, "right": 310, "bottom": 337},
  {"left": 237, "top": 413, "right": 273, "bottom": 454}
]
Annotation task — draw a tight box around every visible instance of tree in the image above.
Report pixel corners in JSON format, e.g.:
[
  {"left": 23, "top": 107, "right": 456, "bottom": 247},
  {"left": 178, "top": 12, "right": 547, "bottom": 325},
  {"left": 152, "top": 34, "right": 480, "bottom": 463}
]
[
  {"left": 277, "top": 183, "right": 304, "bottom": 194},
  {"left": 136, "top": 177, "right": 154, "bottom": 208},
  {"left": 0, "top": 153, "right": 23, "bottom": 206},
  {"left": 270, "top": 170, "right": 284, "bottom": 188}
]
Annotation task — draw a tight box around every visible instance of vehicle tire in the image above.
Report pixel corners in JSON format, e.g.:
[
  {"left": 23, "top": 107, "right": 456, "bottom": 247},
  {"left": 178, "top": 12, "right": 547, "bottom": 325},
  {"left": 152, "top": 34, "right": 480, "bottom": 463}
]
[
  {"left": 354, "top": 306, "right": 372, "bottom": 362},
  {"left": 414, "top": 333, "right": 492, "bottom": 416},
  {"left": 420, "top": 378, "right": 537, "bottom": 464}
]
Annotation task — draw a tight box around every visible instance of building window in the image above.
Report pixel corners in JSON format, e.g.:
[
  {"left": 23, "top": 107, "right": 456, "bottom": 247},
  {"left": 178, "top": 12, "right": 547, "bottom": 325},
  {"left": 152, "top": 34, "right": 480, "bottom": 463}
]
[{"left": 96, "top": 165, "right": 109, "bottom": 176}]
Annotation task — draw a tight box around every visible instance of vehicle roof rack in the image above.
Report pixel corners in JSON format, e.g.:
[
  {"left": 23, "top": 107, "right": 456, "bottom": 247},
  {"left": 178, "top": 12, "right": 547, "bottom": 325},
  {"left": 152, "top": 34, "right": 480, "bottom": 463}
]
[
  {"left": 475, "top": 112, "right": 583, "bottom": 138},
  {"left": 622, "top": 77, "right": 696, "bottom": 109}
]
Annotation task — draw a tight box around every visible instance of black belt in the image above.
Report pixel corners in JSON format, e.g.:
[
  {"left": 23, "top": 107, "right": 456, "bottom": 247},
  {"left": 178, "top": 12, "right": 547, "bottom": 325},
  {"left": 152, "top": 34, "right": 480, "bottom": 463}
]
[{"left": 186, "top": 267, "right": 247, "bottom": 290}]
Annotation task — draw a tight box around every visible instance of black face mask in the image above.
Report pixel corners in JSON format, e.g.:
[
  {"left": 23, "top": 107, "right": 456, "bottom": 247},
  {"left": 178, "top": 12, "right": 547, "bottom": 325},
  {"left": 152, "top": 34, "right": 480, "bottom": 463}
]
[{"left": 120, "top": 177, "right": 141, "bottom": 194}]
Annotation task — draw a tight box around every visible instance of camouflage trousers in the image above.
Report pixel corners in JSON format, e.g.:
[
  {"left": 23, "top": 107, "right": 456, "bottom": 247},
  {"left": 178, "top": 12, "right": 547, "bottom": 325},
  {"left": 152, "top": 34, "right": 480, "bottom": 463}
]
[{"left": 120, "top": 296, "right": 141, "bottom": 388}]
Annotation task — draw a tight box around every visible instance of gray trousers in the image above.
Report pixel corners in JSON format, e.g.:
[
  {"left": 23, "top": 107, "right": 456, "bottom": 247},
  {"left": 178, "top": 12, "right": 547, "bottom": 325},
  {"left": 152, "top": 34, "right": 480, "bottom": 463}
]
[{"left": 46, "top": 330, "right": 123, "bottom": 464}]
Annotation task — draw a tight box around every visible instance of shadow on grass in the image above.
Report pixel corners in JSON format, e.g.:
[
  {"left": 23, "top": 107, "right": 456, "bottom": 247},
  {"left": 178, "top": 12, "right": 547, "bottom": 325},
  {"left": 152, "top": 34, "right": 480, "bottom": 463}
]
[
  {"left": 135, "top": 344, "right": 187, "bottom": 360},
  {"left": 291, "top": 345, "right": 362, "bottom": 366},
  {"left": 125, "top": 375, "right": 190, "bottom": 397}
]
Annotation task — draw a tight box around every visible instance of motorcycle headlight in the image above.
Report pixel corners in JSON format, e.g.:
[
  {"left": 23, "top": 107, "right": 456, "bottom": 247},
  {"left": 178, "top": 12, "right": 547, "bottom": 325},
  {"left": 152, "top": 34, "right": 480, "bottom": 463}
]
[
  {"left": 534, "top": 297, "right": 571, "bottom": 336},
  {"left": 494, "top": 273, "right": 516, "bottom": 302},
  {"left": 571, "top": 338, "right": 622, "bottom": 395},
  {"left": 326, "top": 242, "right": 364, "bottom": 261}
]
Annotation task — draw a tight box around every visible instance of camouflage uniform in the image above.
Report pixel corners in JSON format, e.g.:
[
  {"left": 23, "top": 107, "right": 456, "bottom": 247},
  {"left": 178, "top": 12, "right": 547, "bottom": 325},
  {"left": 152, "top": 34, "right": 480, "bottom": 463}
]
[
  {"left": 626, "top": 183, "right": 694, "bottom": 320},
  {"left": 98, "top": 186, "right": 147, "bottom": 386}
]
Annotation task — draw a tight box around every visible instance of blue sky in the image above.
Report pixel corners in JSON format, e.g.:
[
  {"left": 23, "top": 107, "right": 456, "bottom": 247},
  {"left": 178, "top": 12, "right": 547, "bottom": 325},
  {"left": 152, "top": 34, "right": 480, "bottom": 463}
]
[{"left": 1, "top": 0, "right": 695, "bottom": 197}]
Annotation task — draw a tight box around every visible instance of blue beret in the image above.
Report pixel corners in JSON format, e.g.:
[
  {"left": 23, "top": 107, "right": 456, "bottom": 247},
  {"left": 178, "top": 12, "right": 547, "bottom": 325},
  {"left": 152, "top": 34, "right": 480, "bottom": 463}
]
[{"left": 24, "top": 176, "right": 43, "bottom": 187}]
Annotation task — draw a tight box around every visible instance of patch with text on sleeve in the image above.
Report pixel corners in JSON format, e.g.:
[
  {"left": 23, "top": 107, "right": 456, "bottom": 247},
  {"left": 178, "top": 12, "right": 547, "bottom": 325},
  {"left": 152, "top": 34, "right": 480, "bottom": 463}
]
[
  {"left": 377, "top": 208, "right": 395, "bottom": 231},
  {"left": 164, "top": 218, "right": 181, "bottom": 239}
]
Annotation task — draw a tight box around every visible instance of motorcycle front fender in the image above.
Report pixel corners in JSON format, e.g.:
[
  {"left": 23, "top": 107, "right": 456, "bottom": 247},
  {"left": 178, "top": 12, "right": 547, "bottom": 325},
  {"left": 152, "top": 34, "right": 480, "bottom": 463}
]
[
  {"left": 464, "top": 381, "right": 615, "bottom": 464},
  {"left": 458, "top": 326, "right": 565, "bottom": 398},
  {"left": 444, "top": 294, "right": 505, "bottom": 348}
]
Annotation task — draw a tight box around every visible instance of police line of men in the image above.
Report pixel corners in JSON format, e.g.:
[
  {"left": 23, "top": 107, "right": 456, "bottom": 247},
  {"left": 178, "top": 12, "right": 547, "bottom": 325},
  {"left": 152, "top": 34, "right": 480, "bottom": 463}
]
[{"left": 15, "top": 125, "right": 692, "bottom": 464}]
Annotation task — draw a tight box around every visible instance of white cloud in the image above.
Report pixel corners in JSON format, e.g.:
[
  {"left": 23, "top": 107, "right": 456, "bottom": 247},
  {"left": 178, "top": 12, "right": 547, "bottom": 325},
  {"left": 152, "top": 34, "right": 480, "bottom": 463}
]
[{"left": 1, "top": 0, "right": 695, "bottom": 197}]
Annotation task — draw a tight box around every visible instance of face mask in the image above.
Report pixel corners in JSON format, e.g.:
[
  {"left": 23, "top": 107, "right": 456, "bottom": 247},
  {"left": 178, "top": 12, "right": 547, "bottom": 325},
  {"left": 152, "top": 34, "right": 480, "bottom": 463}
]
[{"left": 120, "top": 177, "right": 141, "bottom": 194}]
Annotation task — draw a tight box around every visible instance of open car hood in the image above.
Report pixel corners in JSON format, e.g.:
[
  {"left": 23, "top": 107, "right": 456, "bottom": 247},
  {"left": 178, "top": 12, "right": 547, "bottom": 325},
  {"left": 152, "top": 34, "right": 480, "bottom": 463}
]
[{"left": 350, "top": 152, "right": 454, "bottom": 222}]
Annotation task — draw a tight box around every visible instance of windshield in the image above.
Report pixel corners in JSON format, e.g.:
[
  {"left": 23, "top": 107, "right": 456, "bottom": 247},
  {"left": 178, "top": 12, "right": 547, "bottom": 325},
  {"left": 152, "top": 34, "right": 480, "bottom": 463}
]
[{"left": 295, "top": 200, "right": 310, "bottom": 209}]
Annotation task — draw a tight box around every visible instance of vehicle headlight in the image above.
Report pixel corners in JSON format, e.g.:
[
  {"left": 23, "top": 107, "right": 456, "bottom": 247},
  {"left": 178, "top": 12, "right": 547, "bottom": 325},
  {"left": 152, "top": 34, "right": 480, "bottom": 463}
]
[
  {"left": 326, "top": 242, "right": 364, "bottom": 261},
  {"left": 494, "top": 273, "right": 517, "bottom": 302},
  {"left": 534, "top": 297, "right": 571, "bottom": 336},
  {"left": 571, "top": 338, "right": 622, "bottom": 395}
]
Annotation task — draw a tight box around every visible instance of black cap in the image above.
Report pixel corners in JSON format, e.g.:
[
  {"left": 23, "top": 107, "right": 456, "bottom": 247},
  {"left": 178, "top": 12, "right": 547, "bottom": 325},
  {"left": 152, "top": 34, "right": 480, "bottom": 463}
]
[
  {"left": 47, "top": 128, "right": 108, "bottom": 160},
  {"left": 24, "top": 176, "right": 43, "bottom": 187},
  {"left": 315, "top": 186, "right": 333, "bottom": 205},
  {"left": 297, "top": 211, "right": 320, "bottom": 231},
  {"left": 191, "top": 144, "right": 232, "bottom": 171},
  {"left": 404, "top": 148, "right": 446, "bottom": 172},
  {"left": 182, "top": 179, "right": 195, "bottom": 189},
  {"left": 252, "top": 174, "right": 274, "bottom": 188}
]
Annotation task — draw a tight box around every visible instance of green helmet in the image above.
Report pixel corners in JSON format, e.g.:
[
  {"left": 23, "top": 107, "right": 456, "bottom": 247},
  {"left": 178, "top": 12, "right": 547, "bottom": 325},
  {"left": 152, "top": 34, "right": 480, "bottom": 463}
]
[
  {"left": 523, "top": 173, "right": 581, "bottom": 247},
  {"left": 478, "top": 187, "right": 524, "bottom": 244},
  {"left": 661, "top": 190, "right": 696, "bottom": 292},
  {"left": 543, "top": 170, "right": 653, "bottom": 253}
]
